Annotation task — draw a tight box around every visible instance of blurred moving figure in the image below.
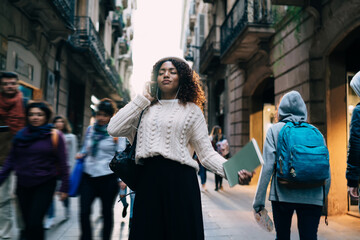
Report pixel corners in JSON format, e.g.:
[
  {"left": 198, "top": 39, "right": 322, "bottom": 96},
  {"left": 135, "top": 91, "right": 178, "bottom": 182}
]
[
  {"left": 77, "top": 98, "right": 127, "bottom": 240},
  {"left": 0, "top": 71, "right": 27, "bottom": 239},
  {"left": 44, "top": 115, "right": 78, "bottom": 228},
  {"left": 0, "top": 101, "right": 69, "bottom": 240},
  {"left": 209, "top": 125, "right": 230, "bottom": 191}
]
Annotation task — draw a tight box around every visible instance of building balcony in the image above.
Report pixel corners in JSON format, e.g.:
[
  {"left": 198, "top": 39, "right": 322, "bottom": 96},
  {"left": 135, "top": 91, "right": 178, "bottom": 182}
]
[
  {"left": 118, "top": 37, "right": 128, "bottom": 55},
  {"left": 112, "top": 13, "right": 124, "bottom": 39},
  {"left": 199, "top": 25, "right": 220, "bottom": 74},
  {"left": 189, "top": 14, "right": 196, "bottom": 31},
  {"left": 69, "top": 16, "right": 119, "bottom": 91},
  {"left": 271, "top": 0, "right": 305, "bottom": 5},
  {"left": 220, "top": 0, "right": 275, "bottom": 64},
  {"left": 11, "top": 0, "right": 75, "bottom": 41}
]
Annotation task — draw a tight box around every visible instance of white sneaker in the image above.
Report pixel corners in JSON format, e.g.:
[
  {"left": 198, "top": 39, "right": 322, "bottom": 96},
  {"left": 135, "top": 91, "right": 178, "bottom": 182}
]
[{"left": 44, "top": 217, "right": 54, "bottom": 229}]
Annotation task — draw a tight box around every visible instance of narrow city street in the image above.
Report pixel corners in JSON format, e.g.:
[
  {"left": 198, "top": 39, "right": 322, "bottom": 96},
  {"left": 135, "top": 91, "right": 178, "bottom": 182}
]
[{"left": 8, "top": 174, "right": 360, "bottom": 240}]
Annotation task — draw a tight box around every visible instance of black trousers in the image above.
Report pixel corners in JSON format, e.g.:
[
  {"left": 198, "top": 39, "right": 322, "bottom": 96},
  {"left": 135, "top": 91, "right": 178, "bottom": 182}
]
[
  {"left": 215, "top": 174, "right": 223, "bottom": 189},
  {"left": 129, "top": 156, "right": 204, "bottom": 240},
  {"left": 79, "top": 173, "right": 119, "bottom": 240},
  {"left": 272, "top": 201, "right": 323, "bottom": 240},
  {"left": 16, "top": 178, "right": 57, "bottom": 240}
]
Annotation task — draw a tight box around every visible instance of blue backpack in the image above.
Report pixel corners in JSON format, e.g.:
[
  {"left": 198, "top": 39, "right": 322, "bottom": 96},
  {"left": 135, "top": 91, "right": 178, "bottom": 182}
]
[{"left": 275, "top": 122, "right": 330, "bottom": 188}]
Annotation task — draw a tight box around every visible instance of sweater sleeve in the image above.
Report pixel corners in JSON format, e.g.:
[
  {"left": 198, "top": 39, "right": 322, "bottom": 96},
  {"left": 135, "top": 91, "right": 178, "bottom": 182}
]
[
  {"left": 253, "top": 126, "right": 277, "bottom": 212},
  {"left": 108, "top": 95, "right": 150, "bottom": 143},
  {"left": 57, "top": 131, "right": 69, "bottom": 193},
  {"left": 189, "top": 108, "right": 226, "bottom": 177},
  {"left": 347, "top": 106, "right": 360, "bottom": 187}
]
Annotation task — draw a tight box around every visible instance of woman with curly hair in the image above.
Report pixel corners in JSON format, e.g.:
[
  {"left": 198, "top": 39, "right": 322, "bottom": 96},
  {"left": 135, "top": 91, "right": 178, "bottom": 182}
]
[{"left": 108, "top": 57, "right": 253, "bottom": 239}]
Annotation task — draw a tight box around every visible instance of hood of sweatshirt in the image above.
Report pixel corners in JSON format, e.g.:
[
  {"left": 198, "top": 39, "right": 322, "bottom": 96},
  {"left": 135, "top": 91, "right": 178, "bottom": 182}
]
[
  {"left": 278, "top": 90, "right": 307, "bottom": 122},
  {"left": 350, "top": 71, "right": 360, "bottom": 97}
]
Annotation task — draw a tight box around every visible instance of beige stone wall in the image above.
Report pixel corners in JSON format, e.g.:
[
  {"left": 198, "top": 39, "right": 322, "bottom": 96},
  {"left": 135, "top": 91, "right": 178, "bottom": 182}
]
[
  {"left": 227, "top": 64, "right": 249, "bottom": 155},
  {"left": 270, "top": 0, "right": 360, "bottom": 216}
]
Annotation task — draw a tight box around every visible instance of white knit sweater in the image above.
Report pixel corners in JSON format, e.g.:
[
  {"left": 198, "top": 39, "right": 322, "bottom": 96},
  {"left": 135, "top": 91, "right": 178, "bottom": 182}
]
[{"left": 107, "top": 95, "right": 226, "bottom": 177}]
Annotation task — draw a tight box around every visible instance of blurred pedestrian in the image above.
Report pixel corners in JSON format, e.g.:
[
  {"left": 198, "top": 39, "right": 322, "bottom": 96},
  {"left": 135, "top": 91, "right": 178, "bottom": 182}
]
[
  {"left": 77, "top": 98, "right": 127, "bottom": 240},
  {"left": 118, "top": 179, "right": 135, "bottom": 228},
  {"left": 0, "top": 71, "right": 27, "bottom": 239},
  {"left": 117, "top": 142, "right": 135, "bottom": 227},
  {"left": 194, "top": 153, "right": 207, "bottom": 192},
  {"left": 0, "top": 101, "right": 69, "bottom": 240},
  {"left": 209, "top": 125, "right": 230, "bottom": 191},
  {"left": 44, "top": 115, "right": 78, "bottom": 228},
  {"left": 253, "top": 91, "right": 331, "bottom": 240},
  {"left": 347, "top": 70, "right": 360, "bottom": 202},
  {"left": 108, "top": 56, "right": 253, "bottom": 240}
]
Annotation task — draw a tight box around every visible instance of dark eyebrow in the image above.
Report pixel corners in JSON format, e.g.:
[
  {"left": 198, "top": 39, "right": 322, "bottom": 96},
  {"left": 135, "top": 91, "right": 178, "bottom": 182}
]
[{"left": 159, "top": 67, "right": 177, "bottom": 71}]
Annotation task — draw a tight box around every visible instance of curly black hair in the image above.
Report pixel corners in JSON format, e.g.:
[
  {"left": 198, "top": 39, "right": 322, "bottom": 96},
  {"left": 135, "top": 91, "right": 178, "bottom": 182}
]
[
  {"left": 97, "top": 98, "right": 117, "bottom": 116},
  {"left": 151, "top": 57, "right": 206, "bottom": 108}
]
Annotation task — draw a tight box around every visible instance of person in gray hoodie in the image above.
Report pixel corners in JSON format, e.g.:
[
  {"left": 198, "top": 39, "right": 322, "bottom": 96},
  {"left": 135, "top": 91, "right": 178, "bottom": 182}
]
[{"left": 253, "top": 90, "right": 331, "bottom": 240}]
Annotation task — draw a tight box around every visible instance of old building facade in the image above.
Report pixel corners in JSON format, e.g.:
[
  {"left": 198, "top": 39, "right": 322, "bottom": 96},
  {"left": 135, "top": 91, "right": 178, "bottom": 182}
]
[
  {"left": 0, "top": 0, "right": 136, "bottom": 139},
  {"left": 182, "top": 0, "right": 360, "bottom": 216}
]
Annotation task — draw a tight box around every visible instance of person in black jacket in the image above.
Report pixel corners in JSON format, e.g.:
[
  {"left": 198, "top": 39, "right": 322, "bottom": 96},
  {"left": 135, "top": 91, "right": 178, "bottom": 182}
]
[{"left": 347, "top": 70, "right": 360, "bottom": 200}]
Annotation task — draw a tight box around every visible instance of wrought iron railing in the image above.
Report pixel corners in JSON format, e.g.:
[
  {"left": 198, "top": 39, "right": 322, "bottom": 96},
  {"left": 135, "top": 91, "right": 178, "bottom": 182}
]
[
  {"left": 200, "top": 25, "right": 220, "bottom": 63},
  {"left": 52, "top": 0, "right": 75, "bottom": 26},
  {"left": 220, "top": 0, "right": 272, "bottom": 56},
  {"left": 69, "top": 16, "right": 118, "bottom": 88}
]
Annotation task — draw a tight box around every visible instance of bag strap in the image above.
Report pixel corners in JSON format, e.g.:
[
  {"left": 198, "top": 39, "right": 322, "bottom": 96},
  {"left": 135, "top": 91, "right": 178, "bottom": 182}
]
[
  {"left": 129, "top": 110, "right": 145, "bottom": 156},
  {"left": 51, "top": 129, "right": 59, "bottom": 149}
]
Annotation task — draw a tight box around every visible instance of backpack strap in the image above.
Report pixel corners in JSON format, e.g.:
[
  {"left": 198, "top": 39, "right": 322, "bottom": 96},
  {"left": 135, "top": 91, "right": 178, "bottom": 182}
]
[{"left": 51, "top": 129, "right": 59, "bottom": 150}]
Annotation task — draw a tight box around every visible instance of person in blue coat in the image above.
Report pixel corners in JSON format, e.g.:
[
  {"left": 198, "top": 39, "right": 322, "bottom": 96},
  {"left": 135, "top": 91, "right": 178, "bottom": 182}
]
[{"left": 347, "top": 71, "right": 360, "bottom": 202}]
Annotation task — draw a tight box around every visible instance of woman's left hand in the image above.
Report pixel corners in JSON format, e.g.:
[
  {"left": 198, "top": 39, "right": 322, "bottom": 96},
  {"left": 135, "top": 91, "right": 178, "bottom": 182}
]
[
  {"left": 238, "top": 170, "right": 255, "bottom": 185},
  {"left": 58, "top": 192, "right": 68, "bottom": 201}
]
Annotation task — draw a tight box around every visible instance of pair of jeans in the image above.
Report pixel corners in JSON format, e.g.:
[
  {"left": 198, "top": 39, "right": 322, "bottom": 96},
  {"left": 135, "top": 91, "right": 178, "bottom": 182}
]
[
  {"left": 271, "top": 201, "right": 323, "bottom": 240},
  {"left": 198, "top": 164, "right": 207, "bottom": 185},
  {"left": 119, "top": 187, "right": 135, "bottom": 218},
  {"left": 46, "top": 198, "right": 70, "bottom": 219},
  {"left": 0, "top": 169, "right": 12, "bottom": 239}
]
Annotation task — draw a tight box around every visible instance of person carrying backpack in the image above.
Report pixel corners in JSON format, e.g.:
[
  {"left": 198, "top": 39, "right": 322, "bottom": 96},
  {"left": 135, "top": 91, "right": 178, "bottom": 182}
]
[{"left": 253, "top": 91, "right": 331, "bottom": 240}]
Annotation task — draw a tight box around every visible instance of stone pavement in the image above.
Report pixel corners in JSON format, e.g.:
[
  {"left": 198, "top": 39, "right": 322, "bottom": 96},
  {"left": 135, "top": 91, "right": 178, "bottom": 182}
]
[{"left": 8, "top": 173, "right": 360, "bottom": 239}]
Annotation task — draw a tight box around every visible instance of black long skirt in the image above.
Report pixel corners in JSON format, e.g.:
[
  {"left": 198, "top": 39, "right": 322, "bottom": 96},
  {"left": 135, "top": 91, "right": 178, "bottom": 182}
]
[{"left": 129, "top": 156, "right": 204, "bottom": 240}]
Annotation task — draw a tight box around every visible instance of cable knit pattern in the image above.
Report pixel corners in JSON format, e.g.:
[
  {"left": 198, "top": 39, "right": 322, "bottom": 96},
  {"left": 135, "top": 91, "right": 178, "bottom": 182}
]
[{"left": 108, "top": 95, "right": 226, "bottom": 177}]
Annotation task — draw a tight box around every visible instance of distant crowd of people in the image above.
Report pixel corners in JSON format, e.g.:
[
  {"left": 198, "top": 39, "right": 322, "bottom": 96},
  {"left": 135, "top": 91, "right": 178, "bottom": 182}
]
[{"left": 0, "top": 61, "right": 359, "bottom": 240}]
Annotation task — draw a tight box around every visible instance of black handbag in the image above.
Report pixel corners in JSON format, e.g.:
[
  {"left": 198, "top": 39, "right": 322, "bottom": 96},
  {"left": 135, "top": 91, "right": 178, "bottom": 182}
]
[{"left": 109, "top": 111, "right": 144, "bottom": 191}]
